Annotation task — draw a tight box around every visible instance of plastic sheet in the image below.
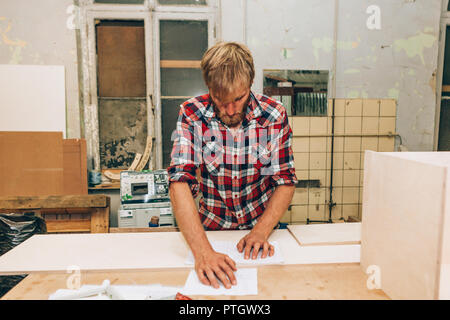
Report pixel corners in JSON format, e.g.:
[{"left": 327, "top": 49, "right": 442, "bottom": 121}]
[{"left": 0, "top": 213, "right": 46, "bottom": 298}]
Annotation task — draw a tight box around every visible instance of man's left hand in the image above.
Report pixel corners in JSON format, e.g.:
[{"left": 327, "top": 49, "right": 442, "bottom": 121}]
[{"left": 236, "top": 230, "right": 274, "bottom": 260}]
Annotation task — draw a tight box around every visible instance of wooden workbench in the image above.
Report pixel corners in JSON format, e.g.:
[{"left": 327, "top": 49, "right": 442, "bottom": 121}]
[
  {"left": 1, "top": 264, "right": 388, "bottom": 300},
  {"left": 0, "top": 195, "right": 110, "bottom": 233}
]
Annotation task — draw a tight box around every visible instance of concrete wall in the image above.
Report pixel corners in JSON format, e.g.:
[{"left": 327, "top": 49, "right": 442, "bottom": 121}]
[
  {"left": 0, "top": 0, "right": 80, "bottom": 139},
  {"left": 222, "top": 0, "right": 442, "bottom": 151},
  {"left": 0, "top": 0, "right": 442, "bottom": 151}
]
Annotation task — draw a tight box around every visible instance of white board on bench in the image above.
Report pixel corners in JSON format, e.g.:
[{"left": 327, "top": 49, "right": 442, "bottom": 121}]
[
  {"left": 287, "top": 223, "right": 361, "bottom": 246},
  {"left": 361, "top": 151, "right": 450, "bottom": 300},
  {"left": 0, "top": 230, "right": 360, "bottom": 275}
]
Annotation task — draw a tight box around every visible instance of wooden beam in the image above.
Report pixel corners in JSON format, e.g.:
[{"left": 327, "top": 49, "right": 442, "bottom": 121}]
[
  {"left": 0, "top": 195, "right": 110, "bottom": 210},
  {"left": 109, "top": 227, "right": 179, "bottom": 233},
  {"left": 442, "top": 85, "right": 450, "bottom": 92},
  {"left": 160, "top": 60, "right": 201, "bottom": 68},
  {"left": 45, "top": 219, "right": 91, "bottom": 233}
]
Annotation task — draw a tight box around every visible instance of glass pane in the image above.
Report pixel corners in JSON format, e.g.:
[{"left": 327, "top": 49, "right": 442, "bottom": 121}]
[
  {"left": 98, "top": 98, "right": 148, "bottom": 169},
  {"left": 162, "top": 98, "right": 186, "bottom": 168},
  {"left": 295, "top": 92, "right": 328, "bottom": 116},
  {"left": 159, "top": 0, "right": 207, "bottom": 5},
  {"left": 95, "top": 0, "right": 145, "bottom": 4},
  {"left": 161, "top": 68, "right": 207, "bottom": 97},
  {"left": 263, "top": 70, "right": 329, "bottom": 116},
  {"left": 160, "top": 20, "right": 208, "bottom": 60},
  {"left": 96, "top": 20, "right": 146, "bottom": 97}
]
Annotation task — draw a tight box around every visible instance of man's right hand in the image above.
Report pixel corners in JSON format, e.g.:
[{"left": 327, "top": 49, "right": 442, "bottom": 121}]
[{"left": 195, "top": 250, "right": 237, "bottom": 289}]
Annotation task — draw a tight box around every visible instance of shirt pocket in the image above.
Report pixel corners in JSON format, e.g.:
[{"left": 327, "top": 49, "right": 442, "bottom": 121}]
[
  {"left": 244, "top": 162, "right": 262, "bottom": 184},
  {"left": 203, "top": 142, "right": 223, "bottom": 177}
]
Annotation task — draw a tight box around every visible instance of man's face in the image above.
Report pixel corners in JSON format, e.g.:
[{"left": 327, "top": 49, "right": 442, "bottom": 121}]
[{"left": 210, "top": 86, "right": 251, "bottom": 128}]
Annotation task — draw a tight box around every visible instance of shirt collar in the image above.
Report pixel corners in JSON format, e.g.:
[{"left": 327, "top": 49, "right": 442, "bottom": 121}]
[{"left": 204, "top": 91, "right": 262, "bottom": 127}]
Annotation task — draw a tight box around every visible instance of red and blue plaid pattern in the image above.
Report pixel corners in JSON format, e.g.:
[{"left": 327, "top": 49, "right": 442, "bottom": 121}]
[{"left": 167, "top": 92, "right": 297, "bottom": 230}]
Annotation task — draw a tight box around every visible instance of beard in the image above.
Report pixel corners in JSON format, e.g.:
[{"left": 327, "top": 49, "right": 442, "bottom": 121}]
[{"left": 212, "top": 96, "right": 250, "bottom": 128}]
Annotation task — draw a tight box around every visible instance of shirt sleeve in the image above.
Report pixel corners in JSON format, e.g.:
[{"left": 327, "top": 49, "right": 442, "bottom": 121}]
[
  {"left": 267, "top": 109, "right": 298, "bottom": 187},
  {"left": 166, "top": 105, "right": 201, "bottom": 198}
]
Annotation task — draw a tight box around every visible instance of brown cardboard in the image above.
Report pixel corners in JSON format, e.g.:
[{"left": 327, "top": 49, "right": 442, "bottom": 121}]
[
  {"left": 63, "top": 139, "right": 88, "bottom": 195},
  {"left": 0, "top": 132, "right": 64, "bottom": 196}
]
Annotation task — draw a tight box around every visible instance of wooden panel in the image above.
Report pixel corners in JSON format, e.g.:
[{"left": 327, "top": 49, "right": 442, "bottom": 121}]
[
  {"left": 360, "top": 151, "right": 450, "bottom": 300},
  {"left": 440, "top": 166, "right": 450, "bottom": 299},
  {"left": 63, "top": 139, "right": 87, "bottom": 195},
  {"left": 160, "top": 60, "right": 201, "bottom": 68},
  {"left": 0, "top": 230, "right": 360, "bottom": 275},
  {"left": 109, "top": 227, "right": 179, "bottom": 233},
  {"left": 96, "top": 23, "right": 146, "bottom": 97},
  {"left": 0, "top": 195, "right": 109, "bottom": 210},
  {"left": 0, "top": 132, "right": 64, "bottom": 197},
  {"left": 1, "top": 264, "right": 388, "bottom": 300},
  {"left": 46, "top": 220, "right": 91, "bottom": 233},
  {"left": 287, "top": 223, "right": 361, "bottom": 246}
]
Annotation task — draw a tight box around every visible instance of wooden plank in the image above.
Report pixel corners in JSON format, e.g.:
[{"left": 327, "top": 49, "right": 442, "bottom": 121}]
[
  {"left": 0, "top": 195, "right": 109, "bottom": 210},
  {"left": 1, "top": 264, "right": 389, "bottom": 300},
  {"left": 109, "top": 227, "right": 179, "bottom": 233},
  {"left": 360, "top": 151, "right": 450, "bottom": 300},
  {"left": 0, "top": 230, "right": 360, "bottom": 275},
  {"left": 0, "top": 132, "right": 64, "bottom": 197},
  {"left": 442, "top": 85, "right": 450, "bottom": 92},
  {"left": 63, "top": 139, "right": 88, "bottom": 195},
  {"left": 347, "top": 216, "right": 361, "bottom": 222},
  {"left": 45, "top": 220, "right": 91, "bottom": 233},
  {"left": 287, "top": 223, "right": 361, "bottom": 246},
  {"left": 160, "top": 60, "right": 201, "bottom": 68}
]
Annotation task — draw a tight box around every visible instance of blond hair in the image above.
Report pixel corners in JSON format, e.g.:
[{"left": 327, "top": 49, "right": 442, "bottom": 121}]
[{"left": 201, "top": 42, "right": 255, "bottom": 98}]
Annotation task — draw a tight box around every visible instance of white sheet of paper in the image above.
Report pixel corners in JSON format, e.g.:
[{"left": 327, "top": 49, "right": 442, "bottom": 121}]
[
  {"left": 185, "top": 241, "right": 284, "bottom": 265},
  {"left": 181, "top": 268, "right": 258, "bottom": 296}
]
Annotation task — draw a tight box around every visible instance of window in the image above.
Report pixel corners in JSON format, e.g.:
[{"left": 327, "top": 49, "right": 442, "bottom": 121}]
[
  {"left": 158, "top": 0, "right": 207, "bottom": 5},
  {"left": 96, "top": 20, "right": 149, "bottom": 169},
  {"left": 159, "top": 19, "right": 209, "bottom": 168},
  {"left": 263, "top": 70, "right": 329, "bottom": 116},
  {"left": 94, "top": 0, "right": 145, "bottom": 4}
]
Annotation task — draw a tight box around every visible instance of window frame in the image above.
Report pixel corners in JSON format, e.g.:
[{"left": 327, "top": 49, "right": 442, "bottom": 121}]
[
  {"left": 79, "top": 1, "right": 155, "bottom": 171},
  {"left": 153, "top": 10, "right": 217, "bottom": 168}
]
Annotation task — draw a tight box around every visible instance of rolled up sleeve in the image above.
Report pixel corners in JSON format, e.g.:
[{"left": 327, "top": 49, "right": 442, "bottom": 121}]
[
  {"left": 269, "top": 110, "right": 298, "bottom": 188},
  {"left": 167, "top": 105, "right": 202, "bottom": 198}
]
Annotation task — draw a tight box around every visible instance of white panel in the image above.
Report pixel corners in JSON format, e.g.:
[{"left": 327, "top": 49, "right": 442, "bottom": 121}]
[
  {"left": 439, "top": 167, "right": 450, "bottom": 299},
  {"left": 287, "top": 222, "right": 361, "bottom": 246},
  {"left": 0, "top": 65, "right": 66, "bottom": 137},
  {"left": 361, "top": 151, "right": 449, "bottom": 300},
  {"left": 0, "top": 230, "right": 360, "bottom": 275}
]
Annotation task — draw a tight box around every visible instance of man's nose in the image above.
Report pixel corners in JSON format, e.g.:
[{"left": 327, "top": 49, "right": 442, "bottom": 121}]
[{"left": 225, "top": 103, "right": 236, "bottom": 116}]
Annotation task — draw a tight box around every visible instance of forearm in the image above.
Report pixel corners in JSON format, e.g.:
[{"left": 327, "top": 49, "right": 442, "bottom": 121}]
[
  {"left": 169, "top": 182, "right": 213, "bottom": 259},
  {"left": 252, "top": 184, "right": 295, "bottom": 238}
]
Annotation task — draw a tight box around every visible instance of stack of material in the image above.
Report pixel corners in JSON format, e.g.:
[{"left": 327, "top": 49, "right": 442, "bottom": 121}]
[{"left": 0, "top": 132, "right": 87, "bottom": 196}]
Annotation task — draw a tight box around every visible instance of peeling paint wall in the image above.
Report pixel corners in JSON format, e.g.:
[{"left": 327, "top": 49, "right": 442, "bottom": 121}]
[
  {"left": 0, "top": 0, "right": 80, "bottom": 138},
  {"left": 98, "top": 98, "right": 148, "bottom": 169},
  {"left": 223, "top": 0, "right": 442, "bottom": 151}
]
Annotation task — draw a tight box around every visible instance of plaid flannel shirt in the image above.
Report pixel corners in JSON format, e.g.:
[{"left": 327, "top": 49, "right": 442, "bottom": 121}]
[{"left": 167, "top": 92, "right": 297, "bottom": 230}]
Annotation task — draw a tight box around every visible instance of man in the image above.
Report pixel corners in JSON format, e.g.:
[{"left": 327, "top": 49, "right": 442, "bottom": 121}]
[{"left": 168, "top": 42, "right": 297, "bottom": 289}]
